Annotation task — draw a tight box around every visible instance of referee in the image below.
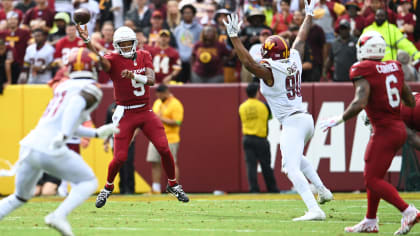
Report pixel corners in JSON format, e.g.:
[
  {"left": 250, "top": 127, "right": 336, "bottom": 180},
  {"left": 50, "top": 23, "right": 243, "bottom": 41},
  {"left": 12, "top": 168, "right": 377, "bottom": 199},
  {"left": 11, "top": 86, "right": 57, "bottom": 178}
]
[{"left": 239, "top": 83, "right": 279, "bottom": 193}]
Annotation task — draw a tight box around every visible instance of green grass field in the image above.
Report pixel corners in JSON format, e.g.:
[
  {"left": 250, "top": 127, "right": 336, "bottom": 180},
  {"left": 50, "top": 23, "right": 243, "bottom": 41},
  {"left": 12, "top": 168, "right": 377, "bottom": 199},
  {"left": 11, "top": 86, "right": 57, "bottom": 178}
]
[{"left": 1, "top": 193, "right": 420, "bottom": 236}]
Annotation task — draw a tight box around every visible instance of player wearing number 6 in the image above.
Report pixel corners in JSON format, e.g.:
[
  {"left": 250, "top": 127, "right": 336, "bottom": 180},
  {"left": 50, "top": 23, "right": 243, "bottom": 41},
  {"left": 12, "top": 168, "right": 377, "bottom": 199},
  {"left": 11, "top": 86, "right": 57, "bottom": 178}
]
[
  {"left": 321, "top": 31, "right": 420, "bottom": 235},
  {"left": 224, "top": 0, "right": 333, "bottom": 221},
  {"left": 76, "top": 24, "right": 189, "bottom": 207}
]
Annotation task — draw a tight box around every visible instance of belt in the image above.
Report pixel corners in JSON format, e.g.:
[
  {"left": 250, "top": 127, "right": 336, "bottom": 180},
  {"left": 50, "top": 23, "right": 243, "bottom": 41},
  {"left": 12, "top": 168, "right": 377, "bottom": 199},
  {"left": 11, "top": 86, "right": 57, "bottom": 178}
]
[{"left": 122, "top": 104, "right": 146, "bottom": 109}]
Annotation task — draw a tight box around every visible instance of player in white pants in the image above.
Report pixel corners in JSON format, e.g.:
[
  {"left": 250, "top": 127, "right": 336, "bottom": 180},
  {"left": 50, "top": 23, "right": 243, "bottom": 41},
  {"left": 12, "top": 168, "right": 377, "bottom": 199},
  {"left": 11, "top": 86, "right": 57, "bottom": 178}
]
[
  {"left": 0, "top": 48, "right": 119, "bottom": 236},
  {"left": 224, "top": 0, "right": 333, "bottom": 221}
]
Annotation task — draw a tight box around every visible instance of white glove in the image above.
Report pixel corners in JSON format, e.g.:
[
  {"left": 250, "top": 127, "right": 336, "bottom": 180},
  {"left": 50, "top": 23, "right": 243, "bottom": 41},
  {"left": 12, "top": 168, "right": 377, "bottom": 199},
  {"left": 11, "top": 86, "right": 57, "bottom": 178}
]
[
  {"left": 304, "top": 0, "right": 316, "bottom": 16},
  {"left": 96, "top": 124, "right": 120, "bottom": 139},
  {"left": 319, "top": 115, "right": 344, "bottom": 132},
  {"left": 50, "top": 133, "right": 67, "bottom": 150},
  {"left": 223, "top": 14, "right": 243, "bottom": 38}
]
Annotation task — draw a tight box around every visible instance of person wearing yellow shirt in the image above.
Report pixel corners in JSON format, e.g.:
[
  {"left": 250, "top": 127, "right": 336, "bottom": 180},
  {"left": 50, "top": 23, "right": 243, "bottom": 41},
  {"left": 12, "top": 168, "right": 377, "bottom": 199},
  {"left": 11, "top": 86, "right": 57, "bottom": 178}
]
[
  {"left": 239, "top": 83, "right": 278, "bottom": 193},
  {"left": 146, "top": 84, "right": 184, "bottom": 194}
]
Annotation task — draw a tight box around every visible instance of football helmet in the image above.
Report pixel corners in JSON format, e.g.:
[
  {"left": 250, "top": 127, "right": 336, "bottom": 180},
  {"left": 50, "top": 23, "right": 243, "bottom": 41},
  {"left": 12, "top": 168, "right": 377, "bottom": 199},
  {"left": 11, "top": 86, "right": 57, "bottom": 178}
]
[
  {"left": 113, "top": 26, "right": 138, "bottom": 58},
  {"left": 356, "top": 31, "right": 386, "bottom": 61},
  {"left": 261, "top": 35, "right": 290, "bottom": 61},
  {"left": 67, "top": 47, "right": 99, "bottom": 80}
]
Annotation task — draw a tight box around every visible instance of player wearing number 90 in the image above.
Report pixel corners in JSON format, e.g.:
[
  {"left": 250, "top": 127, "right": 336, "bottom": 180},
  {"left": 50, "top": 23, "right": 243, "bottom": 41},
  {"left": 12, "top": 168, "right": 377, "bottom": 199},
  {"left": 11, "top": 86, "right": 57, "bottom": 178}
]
[
  {"left": 76, "top": 24, "right": 189, "bottom": 207},
  {"left": 224, "top": 0, "right": 333, "bottom": 222},
  {"left": 321, "top": 31, "right": 420, "bottom": 234}
]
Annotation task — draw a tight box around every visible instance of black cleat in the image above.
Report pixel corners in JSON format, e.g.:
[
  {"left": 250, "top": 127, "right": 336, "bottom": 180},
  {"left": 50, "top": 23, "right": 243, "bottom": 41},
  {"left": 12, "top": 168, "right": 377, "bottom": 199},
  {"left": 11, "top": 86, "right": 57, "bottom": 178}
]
[
  {"left": 95, "top": 188, "right": 112, "bottom": 208},
  {"left": 166, "top": 184, "right": 189, "bottom": 202}
]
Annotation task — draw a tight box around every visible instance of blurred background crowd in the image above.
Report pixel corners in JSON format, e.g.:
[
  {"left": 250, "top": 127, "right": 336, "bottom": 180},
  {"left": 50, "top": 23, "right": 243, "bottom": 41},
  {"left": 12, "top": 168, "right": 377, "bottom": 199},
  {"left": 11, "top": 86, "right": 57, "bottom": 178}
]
[{"left": 1, "top": 0, "right": 420, "bottom": 91}]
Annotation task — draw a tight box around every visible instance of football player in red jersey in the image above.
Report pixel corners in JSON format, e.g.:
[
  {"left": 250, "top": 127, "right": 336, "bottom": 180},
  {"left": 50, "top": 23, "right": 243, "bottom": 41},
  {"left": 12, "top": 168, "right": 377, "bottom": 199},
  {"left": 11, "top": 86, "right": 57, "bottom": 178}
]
[
  {"left": 321, "top": 31, "right": 420, "bottom": 234},
  {"left": 76, "top": 24, "right": 189, "bottom": 207}
]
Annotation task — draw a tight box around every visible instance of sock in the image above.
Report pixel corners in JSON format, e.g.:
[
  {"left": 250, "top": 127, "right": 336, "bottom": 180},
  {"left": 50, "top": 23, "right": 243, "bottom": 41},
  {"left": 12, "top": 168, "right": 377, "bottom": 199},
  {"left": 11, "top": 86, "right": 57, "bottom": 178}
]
[
  {"left": 54, "top": 178, "right": 97, "bottom": 218},
  {"left": 105, "top": 182, "right": 114, "bottom": 191},
  {"left": 168, "top": 179, "right": 177, "bottom": 187},
  {"left": 287, "top": 170, "right": 319, "bottom": 211},
  {"left": 0, "top": 194, "right": 25, "bottom": 220},
  {"left": 300, "top": 156, "right": 324, "bottom": 190},
  {"left": 152, "top": 183, "right": 161, "bottom": 192},
  {"left": 106, "top": 158, "right": 124, "bottom": 189}
]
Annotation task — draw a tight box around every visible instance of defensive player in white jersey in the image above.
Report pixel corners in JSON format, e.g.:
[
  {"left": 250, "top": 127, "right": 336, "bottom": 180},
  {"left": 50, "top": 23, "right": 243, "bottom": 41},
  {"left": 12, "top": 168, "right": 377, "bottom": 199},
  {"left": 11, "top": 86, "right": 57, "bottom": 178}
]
[
  {"left": 224, "top": 0, "right": 333, "bottom": 221},
  {"left": 0, "top": 48, "right": 119, "bottom": 236}
]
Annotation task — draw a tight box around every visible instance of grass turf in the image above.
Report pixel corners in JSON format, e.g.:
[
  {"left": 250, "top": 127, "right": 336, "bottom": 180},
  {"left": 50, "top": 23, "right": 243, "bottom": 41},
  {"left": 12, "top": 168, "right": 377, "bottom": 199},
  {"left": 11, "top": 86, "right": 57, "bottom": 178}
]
[{"left": 1, "top": 193, "right": 420, "bottom": 236}]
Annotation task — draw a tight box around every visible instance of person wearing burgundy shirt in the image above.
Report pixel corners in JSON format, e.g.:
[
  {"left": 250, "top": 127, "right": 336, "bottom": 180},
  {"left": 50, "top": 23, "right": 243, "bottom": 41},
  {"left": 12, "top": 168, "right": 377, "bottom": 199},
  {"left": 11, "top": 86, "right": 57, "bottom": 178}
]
[
  {"left": 191, "top": 26, "right": 230, "bottom": 83},
  {"left": 396, "top": 0, "right": 416, "bottom": 43},
  {"left": 0, "top": 0, "right": 24, "bottom": 27},
  {"left": 0, "top": 38, "right": 15, "bottom": 92},
  {"left": 95, "top": 22, "right": 115, "bottom": 84},
  {"left": 53, "top": 23, "right": 85, "bottom": 68},
  {"left": 271, "top": 0, "right": 293, "bottom": 34},
  {"left": 15, "top": 0, "right": 36, "bottom": 14},
  {"left": 23, "top": 0, "right": 55, "bottom": 29},
  {"left": 361, "top": 0, "right": 396, "bottom": 25},
  {"left": 0, "top": 11, "right": 30, "bottom": 82},
  {"left": 335, "top": 2, "right": 365, "bottom": 38}
]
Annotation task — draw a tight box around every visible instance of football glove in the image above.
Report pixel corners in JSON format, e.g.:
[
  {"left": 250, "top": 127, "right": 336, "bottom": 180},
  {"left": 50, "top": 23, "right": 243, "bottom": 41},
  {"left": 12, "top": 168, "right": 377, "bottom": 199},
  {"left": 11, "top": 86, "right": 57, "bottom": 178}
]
[
  {"left": 223, "top": 14, "right": 243, "bottom": 38},
  {"left": 319, "top": 115, "right": 344, "bottom": 132},
  {"left": 96, "top": 124, "right": 120, "bottom": 139},
  {"left": 304, "top": 0, "right": 316, "bottom": 16}
]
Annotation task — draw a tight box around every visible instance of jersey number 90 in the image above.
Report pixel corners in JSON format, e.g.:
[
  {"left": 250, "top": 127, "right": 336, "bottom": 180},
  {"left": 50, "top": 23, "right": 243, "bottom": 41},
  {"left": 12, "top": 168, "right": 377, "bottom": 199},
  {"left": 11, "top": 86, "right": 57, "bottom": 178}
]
[{"left": 285, "top": 72, "right": 301, "bottom": 100}]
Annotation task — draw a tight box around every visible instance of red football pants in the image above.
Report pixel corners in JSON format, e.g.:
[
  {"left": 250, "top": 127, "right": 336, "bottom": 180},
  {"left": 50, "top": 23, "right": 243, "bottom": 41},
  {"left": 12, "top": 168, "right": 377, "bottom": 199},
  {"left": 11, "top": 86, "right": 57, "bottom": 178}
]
[
  {"left": 364, "top": 123, "right": 409, "bottom": 219},
  {"left": 106, "top": 108, "right": 176, "bottom": 186}
]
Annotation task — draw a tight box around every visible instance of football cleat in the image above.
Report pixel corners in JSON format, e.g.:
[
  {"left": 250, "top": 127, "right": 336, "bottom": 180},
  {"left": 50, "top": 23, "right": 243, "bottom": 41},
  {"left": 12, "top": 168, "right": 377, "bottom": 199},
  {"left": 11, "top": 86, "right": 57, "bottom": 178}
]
[
  {"left": 394, "top": 205, "right": 420, "bottom": 235},
  {"left": 166, "top": 184, "right": 189, "bottom": 202},
  {"left": 345, "top": 218, "right": 379, "bottom": 233},
  {"left": 292, "top": 209, "right": 326, "bottom": 221},
  {"left": 95, "top": 188, "right": 112, "bottom": 208},
  {"left": 317, "top": 187, "right": 333, "bottom": 204},
  {"left": 45, "top": 212, "right": 74, "bottom": 236}
]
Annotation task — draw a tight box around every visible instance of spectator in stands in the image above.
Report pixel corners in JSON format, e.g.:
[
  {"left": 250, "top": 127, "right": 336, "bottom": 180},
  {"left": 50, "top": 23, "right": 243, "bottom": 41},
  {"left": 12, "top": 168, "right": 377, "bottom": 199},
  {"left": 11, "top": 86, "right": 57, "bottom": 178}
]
[
  {"left": 288, "top": 25, "right": 314, "bottom": 82},
  {"left": 97, "top": 0, "right": 114, "bottom": 27},
  {"left": 271, "top": 0, "right": 293, "bottom": 34},
  {"left": 364, "top": 9, "right": 420, "bottom": 62},
  {"left": 0, "top": 0, "right": 24, "bottom": 31},
  {"left": 249, "top": 29, "right": 272, "bottom": 63},
  {"left": 361, "top": 0, "right": 396, "bottom": 26},
  {"left": 49, "top": 12, "right": 70, "bottom": 46},
  {"left": 147, "top": 84, "right": 184, "bottom": 194},
  {"left": 335, "top": 1, "right": 365, "bottom": 38},
  {"left": 149, "top": 30, "right": 181, "bottom": 84},
  {"left": 0, "top": 12, "right": 31, "bottom": 84},
  {"left": 91, "top": 21, "right": 114, "bottom": 84},
  {"left": 166, "top": 0, "right": 181, "bottom": 32},
  {"left": 323, "top": 19, "right": 357, "bottom": 82},
  {"left": 396, "top": 0, "right": 416, "bottom": 43},
  {"left": 397, "top": 50, "right": 419, "bottom": 81},
  {"left": 200, "top": 3, "right": 217, "bottom": 26},
  {"left": 34, "top": 174, "right": 61, "bottom": 196},
  {"left": 143, "top": 10, "right": 175, "bottom": 48},
  {"left": 191, "top": 26, "right": 230, "bottom": 83},
  {"left": 174, "top": 3, "right": 202, "bottom": 83},
  {"left": 111, "top": 0, "right": 124, "bottom": 28},
  {"left": 21, "top": 28, "right": 55, "bottom": 84},
  {"left": 0, "top": 38, "right": 14, "bottom": 94},
  {"left": 125, "top": 0, "right": 153, "bottom": 30},
  {"left": 152, "top": 0, "right": 167, "bottom": 20},
  {"left": 23, "top": 0, "right": 55, "bottom": 30},
  {"left": 124, "top": 19, "right": 137, "bottom": 31},
  {"left": 239, "top": 82, "right": 279, "bottom": 193},
  {"left": 73, "top": 0, "right": 100, "bottom": 36},
  {"left": 15, "top": 0, "right": 36, "bottom": 14},
  {"left": 53, "top": 23, "right": 84, "bottom": 68},
  {"left": 244, "top": 0, "right": 264, "bottom": 16}
]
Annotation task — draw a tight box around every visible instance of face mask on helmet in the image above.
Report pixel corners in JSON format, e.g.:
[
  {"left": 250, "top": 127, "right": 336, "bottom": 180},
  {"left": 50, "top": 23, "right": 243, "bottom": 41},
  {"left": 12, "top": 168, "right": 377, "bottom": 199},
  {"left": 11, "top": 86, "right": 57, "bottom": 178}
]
[
  {"left": 113, "top": 26, "right": 138, "bottom": 58},
  {"left": 356, "top": 31, "right": 386, "bottom": 61}
]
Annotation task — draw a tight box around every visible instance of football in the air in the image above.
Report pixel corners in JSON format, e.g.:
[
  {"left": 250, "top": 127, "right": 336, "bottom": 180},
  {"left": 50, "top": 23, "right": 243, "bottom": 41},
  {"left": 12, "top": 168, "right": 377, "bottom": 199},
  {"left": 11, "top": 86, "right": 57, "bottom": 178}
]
[{"left": 74, "top": 8, "right": 90, "bottom": 25}]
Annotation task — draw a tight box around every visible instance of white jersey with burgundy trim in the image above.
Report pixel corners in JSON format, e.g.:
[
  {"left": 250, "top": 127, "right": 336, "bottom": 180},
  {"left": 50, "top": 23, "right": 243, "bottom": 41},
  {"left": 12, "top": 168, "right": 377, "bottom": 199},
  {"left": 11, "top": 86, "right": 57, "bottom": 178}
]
[
  {"left": 259, "top": 49, "right": 306, "bottom": 123},
  {"left": 20, "top": 79, "right": 99, "bottom": 155}
]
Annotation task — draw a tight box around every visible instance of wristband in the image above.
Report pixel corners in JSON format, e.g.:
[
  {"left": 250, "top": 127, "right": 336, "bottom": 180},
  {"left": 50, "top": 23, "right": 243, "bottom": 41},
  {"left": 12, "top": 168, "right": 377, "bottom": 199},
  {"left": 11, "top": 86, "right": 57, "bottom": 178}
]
[
  {"left": 133, "top": 74, "right": 148, "bottom": 84},
  {"left": 84, "top": 36, "right": 91, "bottom": 44}
]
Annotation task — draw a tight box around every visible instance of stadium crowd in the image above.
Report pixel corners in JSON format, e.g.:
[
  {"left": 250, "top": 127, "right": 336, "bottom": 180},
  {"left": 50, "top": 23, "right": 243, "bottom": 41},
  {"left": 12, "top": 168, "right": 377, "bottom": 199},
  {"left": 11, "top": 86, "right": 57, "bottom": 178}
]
[{"left": 1, "top": 0, "right": 420, "bottom": 89}]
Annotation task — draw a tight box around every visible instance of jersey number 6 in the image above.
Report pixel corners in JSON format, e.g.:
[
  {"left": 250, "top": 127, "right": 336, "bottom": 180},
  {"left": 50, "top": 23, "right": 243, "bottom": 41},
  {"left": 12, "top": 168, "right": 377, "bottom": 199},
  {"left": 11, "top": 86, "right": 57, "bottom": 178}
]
[{"left": 385, "top": 74, "right": 400, "bottom": 108}]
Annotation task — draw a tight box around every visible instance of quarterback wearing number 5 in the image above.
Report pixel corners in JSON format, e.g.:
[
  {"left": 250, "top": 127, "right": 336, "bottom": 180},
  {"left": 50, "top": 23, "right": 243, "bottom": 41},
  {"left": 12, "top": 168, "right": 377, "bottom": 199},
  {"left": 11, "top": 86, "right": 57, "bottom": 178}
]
[
  {"left": 76, "top": 25, "right": 189, "bottom": 207},
  {"left": 321, "top": 31, "right": 420, "bottom": 234},
  {"left": 224, "top": 0, "right": 333, "bottom": 221}
]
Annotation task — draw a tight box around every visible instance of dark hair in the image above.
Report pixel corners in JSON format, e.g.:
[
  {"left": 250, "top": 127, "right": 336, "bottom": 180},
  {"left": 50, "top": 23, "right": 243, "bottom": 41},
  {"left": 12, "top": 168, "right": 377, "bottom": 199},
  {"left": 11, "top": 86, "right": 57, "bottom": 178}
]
[
  {"left": 281, "top": 0, "right": 291, "bottom": 6},
  {"left": 246, "top": 82, "right": 259, "bottom": 97},
  {"left": 32, "top": 28, "right": 48, "bottom": 36},
  {"left": 181, "top": 4, "right": 197, "bottom": 15},
  {"left": 156, "top": 84, "right": 169, "bottom": 92},
  {"left": 68, "top": 22, "right": 76, "bottom": 26}
]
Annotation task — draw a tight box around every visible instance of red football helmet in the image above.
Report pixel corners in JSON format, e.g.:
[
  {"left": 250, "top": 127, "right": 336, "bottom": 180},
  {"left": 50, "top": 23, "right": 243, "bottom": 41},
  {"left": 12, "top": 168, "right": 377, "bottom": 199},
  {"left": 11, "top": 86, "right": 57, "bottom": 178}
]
[
  {"left": 67, "top": 47, "right": 99, "bottom": 80},
  {"left": 261, "top": 35, "right": 290, "bottom": 60}
]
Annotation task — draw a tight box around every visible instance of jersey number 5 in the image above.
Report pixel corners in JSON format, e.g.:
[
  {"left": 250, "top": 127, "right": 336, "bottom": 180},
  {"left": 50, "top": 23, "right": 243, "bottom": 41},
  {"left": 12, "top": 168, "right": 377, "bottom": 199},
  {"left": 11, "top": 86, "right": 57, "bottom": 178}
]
[
  {"left": 131, "top": 79, "right": 145, "bottom": 96},
  {"left": 385, "top": 74, "right": 400, "bottom": 108},
  {"left": 285, "top": 72, "right": 301, "bottom": 100}
]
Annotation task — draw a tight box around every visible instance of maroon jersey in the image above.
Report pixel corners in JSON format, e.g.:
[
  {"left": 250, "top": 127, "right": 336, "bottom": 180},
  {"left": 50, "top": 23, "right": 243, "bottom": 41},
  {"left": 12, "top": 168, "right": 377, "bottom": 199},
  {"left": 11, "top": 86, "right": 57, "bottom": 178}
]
[
  {"left": 0, "top": 28, "right": 30, "bottom": 65},
  {"left": 350, "top": 60, "right": 405, "bottom": 127},
  {"left": 54, "top": 36, "right": 85, "bottom": 64},
  {"left": 400, "top": 93, "right": 420, "bottom": 131},
  {"left": 149, "top": 46, "right": 181, "bottom": 83},
  {"left": 104, "top": 50, "right": 153, "bottom": 107},
  {"left": 192, "top": 41, "right": 230, "bottom": 77},
  {"left": 0, "top": 9, "right": 24, "bottom": 23},
  {"left": 396, "top": 13, "right": 416, "bottom": 42},
  {"left": 23, "top": 6, "right": 55, "bottom": 28}
]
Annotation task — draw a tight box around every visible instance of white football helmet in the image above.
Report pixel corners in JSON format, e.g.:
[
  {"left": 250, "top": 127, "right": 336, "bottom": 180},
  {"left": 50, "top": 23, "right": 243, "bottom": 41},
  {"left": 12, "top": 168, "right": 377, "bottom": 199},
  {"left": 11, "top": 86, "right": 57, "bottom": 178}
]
[
  {"left": 113, "top": 26, "right": 138, "bottom": 58},
  {"left": 356, "top": 31, "right": 386, "bottom": 61}
]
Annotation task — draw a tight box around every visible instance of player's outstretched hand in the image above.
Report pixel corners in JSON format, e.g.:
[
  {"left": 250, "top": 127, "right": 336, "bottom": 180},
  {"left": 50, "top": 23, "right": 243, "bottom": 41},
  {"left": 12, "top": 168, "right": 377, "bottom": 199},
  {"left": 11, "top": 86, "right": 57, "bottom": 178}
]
[
  {"left": 121, "top": 69, "right": 134, "bottom": 80},
  {"left": 319, "top": 116, "right": 344, "bottom": 132},
  {"left": 223, "top": 14, "right": 243, "bottom": 38},
  {"left": 76, "top": 24, "right": 89, "bottom": 42},
  {"left": 96, "top": 124, "right": 120, "bottom": 139},
  {"left": 304, "top": 0, "right": 315, "bottom": 16}
]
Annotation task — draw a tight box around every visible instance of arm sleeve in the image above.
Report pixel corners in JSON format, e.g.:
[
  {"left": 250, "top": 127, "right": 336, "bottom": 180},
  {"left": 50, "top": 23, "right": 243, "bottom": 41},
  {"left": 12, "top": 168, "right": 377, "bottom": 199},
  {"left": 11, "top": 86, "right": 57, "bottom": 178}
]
[{"left": 74, "top": 125, "right": 97, "bottom": 137}]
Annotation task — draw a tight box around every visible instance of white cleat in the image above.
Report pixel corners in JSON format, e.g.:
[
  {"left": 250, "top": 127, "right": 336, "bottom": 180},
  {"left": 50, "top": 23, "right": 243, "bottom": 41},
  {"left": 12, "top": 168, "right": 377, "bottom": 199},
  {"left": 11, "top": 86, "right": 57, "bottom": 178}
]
[
  {"left": 293, "top": 209, "right": 326, "bottom": 221},
  {"left": 45, "top": 213, "right": 74, "bottom": 236},
  {"left": 345, "top": 218, "right": 379, "bottom": 233},
  {"left": 394, "top": 205, "right": 420, "bottom": 235},
  {"left": 317, "top": 187, "right": 333, "bottom": 204}
]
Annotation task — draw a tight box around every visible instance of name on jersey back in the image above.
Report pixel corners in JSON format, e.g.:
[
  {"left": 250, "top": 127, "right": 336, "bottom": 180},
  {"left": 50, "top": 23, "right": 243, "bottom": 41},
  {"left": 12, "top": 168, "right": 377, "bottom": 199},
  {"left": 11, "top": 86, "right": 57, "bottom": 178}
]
[{"left": 376, "top": 63, "right": 399, "bottom": 74}]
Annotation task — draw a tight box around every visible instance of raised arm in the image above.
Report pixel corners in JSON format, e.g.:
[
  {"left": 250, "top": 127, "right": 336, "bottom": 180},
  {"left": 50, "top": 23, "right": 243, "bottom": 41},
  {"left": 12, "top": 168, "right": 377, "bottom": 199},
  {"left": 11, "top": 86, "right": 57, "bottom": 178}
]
[
  {"left": 76, "top": 24, "right": 111, "bottom": 72},
  {"left": 291, "top": 0, "right": 314, "bottom": 59}
]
